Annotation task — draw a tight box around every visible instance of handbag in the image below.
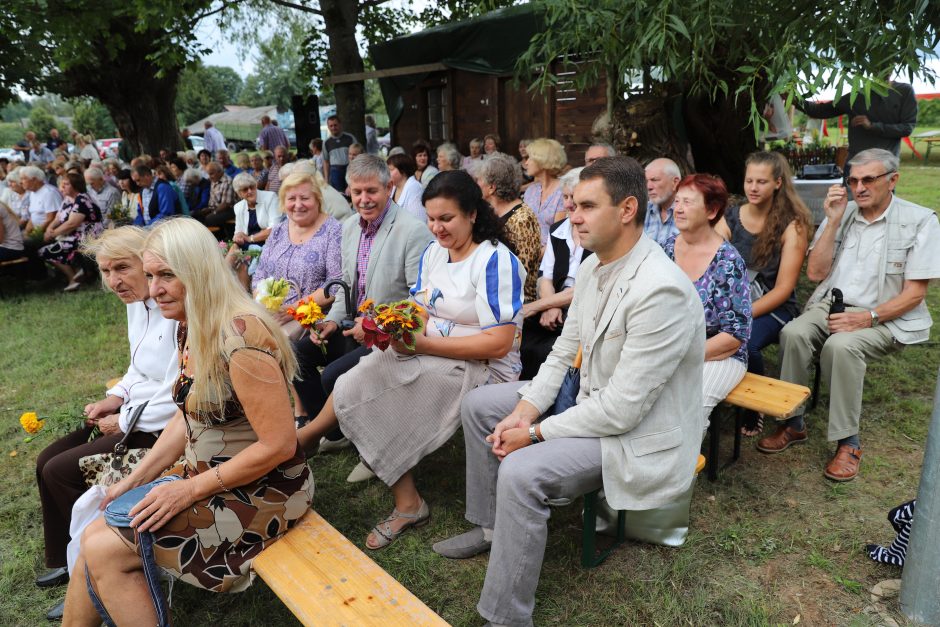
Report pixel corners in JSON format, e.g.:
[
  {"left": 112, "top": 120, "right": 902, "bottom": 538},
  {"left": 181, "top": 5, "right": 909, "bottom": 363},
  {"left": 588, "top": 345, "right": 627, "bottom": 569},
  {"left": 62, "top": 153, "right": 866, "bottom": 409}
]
[{"left": 78, "top": 401, "right": 150, "bottom": 488}]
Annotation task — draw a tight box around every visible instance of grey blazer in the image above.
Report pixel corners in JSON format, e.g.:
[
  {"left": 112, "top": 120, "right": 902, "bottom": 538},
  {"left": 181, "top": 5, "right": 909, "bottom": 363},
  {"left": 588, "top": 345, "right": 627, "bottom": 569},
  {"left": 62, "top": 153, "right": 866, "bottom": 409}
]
[
  {"left": 327, "top": 201, "right": 433, "bottom": 325},
  {"left": 520, "top": 235, "right": 706, "bottom": 511}
]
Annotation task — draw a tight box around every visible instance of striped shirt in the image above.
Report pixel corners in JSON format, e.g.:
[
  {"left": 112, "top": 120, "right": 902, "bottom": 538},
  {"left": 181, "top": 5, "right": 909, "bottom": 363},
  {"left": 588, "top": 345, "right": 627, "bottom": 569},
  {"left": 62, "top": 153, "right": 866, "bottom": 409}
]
[{"left": 355, "top": 200, "right": 391, "bottom": 306}]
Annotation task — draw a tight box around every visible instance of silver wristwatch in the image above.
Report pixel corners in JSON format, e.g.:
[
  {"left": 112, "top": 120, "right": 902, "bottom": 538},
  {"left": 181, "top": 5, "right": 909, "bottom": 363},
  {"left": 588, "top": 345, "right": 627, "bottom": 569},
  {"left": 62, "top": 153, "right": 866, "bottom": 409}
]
[
  {"left": 869, "top": 310, "right": 880, "bottom": 326},
  {"left": 528, "top": 424, "right": 540, "bottom": 444}
]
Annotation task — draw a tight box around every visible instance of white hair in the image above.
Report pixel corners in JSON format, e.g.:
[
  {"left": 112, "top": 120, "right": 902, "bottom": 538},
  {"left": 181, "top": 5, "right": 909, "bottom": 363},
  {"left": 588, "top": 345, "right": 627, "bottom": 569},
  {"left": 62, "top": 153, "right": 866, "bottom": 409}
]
[
  {"left": 19, "top": 165, "right": 45, "bottom": 182},
  {"left": 559, "top": 166, "right": 585, "bottom": 192},
  {"left": 231, "top": 172, "right": 257, "bottom": 192}
]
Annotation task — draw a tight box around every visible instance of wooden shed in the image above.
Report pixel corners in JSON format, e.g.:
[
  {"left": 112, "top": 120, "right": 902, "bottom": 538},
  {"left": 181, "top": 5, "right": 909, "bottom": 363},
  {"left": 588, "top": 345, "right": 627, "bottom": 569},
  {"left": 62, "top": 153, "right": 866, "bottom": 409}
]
[{"left": 359, "top": 5, "right": 607, "bottom": 165}]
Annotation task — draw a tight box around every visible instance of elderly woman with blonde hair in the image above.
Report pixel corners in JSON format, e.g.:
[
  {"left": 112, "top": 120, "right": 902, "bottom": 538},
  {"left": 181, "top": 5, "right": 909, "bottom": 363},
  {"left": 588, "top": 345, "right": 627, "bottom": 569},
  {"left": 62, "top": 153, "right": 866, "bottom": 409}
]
[
  {"left": 36, "top": 226, "right": 178, "bottom": 620},
  {"left": 62, "top": 219, "right": 314, "bottom": 625},
  {"left": 280, "top": 160, "right": 353, "bottom": 222},
  {"left": 522, "top": 138, "right": 568, "bottom": 246},
  {"left": 251, "top": 170, "right": 343, "bottom": 337}
]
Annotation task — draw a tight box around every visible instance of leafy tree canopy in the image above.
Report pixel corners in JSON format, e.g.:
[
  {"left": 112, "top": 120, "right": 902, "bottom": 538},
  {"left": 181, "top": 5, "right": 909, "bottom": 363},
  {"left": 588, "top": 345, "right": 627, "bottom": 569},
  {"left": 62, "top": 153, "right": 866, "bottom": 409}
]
[
  {"left": 72, "top": 98, "right": 118, "bottom": 138},
  {"left": 240, "top": 22, "right": 312, "bottom": 110},
  {"left": 517, "top": 0, "right": 940, "bottom": 134},
  {"left": 176, "top": 62, "right": 244, "bottom": 125}
]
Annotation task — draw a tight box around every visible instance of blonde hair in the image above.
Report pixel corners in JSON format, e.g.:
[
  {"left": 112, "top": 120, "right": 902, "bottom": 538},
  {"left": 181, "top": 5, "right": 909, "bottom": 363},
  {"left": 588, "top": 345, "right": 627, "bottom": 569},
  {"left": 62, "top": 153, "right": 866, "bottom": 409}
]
[
  {"left": 80, "top": 226, "right": 147, "bottom": 292},
  {"left": 142, "top": 218, "right": 297, "bottom": 414},
  {"left": 277, "top": 171, "right": 323, "bottom": 216},
  {"left": 526, "top": 138, "right": 567, "bottom": 175}
]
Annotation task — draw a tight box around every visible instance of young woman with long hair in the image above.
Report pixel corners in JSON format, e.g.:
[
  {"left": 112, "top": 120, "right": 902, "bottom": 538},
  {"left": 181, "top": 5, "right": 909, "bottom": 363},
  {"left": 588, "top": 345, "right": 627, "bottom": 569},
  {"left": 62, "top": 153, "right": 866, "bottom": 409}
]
[{"left": 716, "top": 151, "right": 812, "bottom": 435}]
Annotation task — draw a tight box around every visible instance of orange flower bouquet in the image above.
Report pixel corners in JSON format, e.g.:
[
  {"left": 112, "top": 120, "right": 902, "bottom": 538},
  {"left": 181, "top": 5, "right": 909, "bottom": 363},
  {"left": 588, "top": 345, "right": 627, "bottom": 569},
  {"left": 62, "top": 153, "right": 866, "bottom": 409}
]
[
  {"left": 286, "top": 295, "right": 327, "bottom": 355},
  {"left": 358, "top": 299, "right": 426, "bottom": 351}
]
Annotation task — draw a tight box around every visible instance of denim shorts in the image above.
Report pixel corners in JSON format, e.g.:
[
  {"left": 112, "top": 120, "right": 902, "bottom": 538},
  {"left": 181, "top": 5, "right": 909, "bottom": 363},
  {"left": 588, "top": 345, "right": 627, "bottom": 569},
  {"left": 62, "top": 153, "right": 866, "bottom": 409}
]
[{"left": 104, "top": 475, "right": 182, "bottom": 528}]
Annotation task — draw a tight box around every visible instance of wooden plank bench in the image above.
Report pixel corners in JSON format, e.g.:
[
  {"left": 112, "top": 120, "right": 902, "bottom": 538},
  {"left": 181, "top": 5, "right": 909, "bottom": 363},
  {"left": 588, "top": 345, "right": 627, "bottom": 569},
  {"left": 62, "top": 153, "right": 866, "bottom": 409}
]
[
  {"left": 0, "top": 256, "right": 29, "bottom": 298},
  {"left": 253, "top": 509, "right": 449, "bottom": 627},
  {"left": 706, "top": 372, "right": 810, "bottom": 481}
]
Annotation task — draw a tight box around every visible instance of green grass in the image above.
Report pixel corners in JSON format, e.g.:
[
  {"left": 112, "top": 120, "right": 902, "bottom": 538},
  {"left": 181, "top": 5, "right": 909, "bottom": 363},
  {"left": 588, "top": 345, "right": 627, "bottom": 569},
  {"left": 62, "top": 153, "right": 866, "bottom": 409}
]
[{"left": 3, "top": 160, "right": 939, "bottom": 625}]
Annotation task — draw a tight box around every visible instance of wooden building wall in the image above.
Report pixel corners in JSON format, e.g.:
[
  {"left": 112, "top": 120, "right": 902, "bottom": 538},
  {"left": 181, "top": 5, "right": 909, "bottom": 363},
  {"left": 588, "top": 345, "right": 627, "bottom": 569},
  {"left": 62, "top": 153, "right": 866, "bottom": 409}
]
[{"left": 391, "top": 65, "right": 606, "bottom": 167}]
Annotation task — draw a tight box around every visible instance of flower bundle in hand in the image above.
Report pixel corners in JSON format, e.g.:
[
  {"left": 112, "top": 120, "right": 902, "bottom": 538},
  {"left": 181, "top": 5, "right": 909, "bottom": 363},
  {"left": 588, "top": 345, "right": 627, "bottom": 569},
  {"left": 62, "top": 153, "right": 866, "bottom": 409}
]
[
  {"left": 358, "top": 299, "right": 426, "bottom": 351},
  {"left": 255, "top": 277, "right": 291, "bottom": 313},
  {"left": 286, "top": 296, "right": 328, "bottom": 355}
]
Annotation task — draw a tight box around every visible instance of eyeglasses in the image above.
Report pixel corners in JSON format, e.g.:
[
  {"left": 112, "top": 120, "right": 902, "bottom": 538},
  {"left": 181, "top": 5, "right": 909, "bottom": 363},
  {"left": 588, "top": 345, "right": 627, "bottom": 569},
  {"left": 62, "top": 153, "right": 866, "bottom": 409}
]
[{"left": 845, "top": 171, "right": 895, "bottom": 187}]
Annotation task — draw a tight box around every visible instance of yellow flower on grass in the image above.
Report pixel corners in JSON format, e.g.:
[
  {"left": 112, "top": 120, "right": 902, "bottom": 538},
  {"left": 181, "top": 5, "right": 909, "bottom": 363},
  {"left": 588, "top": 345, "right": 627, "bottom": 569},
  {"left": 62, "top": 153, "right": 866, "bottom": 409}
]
[{"left": 19, "top": 412, "right": 45, "bottom": 435}]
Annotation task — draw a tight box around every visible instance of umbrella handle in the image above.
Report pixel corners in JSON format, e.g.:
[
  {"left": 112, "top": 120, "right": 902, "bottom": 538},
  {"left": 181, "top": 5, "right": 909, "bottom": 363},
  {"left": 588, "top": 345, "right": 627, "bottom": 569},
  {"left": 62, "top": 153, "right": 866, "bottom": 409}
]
[{"left": 573, "top": 346, "right": 583, "bottom": 369}]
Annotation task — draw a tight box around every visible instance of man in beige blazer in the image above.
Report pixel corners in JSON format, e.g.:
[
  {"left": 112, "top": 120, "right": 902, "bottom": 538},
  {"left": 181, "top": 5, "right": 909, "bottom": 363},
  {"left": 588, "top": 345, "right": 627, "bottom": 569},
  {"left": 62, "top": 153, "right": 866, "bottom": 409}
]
[{"left": 433, "top": 156, "right": 705, "bottom": 626}]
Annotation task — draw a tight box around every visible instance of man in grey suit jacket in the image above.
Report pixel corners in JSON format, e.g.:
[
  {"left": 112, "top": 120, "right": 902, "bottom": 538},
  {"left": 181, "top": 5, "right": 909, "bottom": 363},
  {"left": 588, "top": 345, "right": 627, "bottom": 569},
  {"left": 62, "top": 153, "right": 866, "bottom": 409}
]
[
  {"left": 295, "top": 155, "right": 431, "bottom": 453},
  {"left": 433, "top": 156, "right": 706, "bottom": 626}
]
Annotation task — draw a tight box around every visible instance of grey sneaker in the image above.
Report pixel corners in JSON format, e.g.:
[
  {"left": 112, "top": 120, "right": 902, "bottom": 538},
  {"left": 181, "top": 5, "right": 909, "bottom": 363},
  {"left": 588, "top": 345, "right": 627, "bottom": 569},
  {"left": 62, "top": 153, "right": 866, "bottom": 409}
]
[{"left": 432, "top": 527, "right": 492, "bottom": 559}]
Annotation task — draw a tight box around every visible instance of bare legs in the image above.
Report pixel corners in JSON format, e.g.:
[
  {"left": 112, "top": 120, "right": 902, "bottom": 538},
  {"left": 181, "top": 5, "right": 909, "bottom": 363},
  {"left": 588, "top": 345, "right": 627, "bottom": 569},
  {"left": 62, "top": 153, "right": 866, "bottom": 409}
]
[
  {"left": 63, "top": 518, "right": 156, "bottom": 626},
  {"left": 365, "top": 471, "right": 425, "bottom": 549},
  {"left": 296, "top": 394, "right": 339, "bottom": 454}
]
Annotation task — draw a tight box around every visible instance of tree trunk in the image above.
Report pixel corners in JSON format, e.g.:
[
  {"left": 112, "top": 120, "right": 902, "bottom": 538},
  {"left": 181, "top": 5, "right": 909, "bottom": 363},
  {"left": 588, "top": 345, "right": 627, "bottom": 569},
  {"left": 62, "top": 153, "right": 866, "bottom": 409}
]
[
  {"left": 320, "top": 0, "right": 366, "bottom": 145},
  {"left": 609, "top": 86, "right": 694, "bottom": 175},
  {"left": 56, "top": 23, "right": 183, "bottom": 157},
  {"left": 683, "top": 91, "right": 756, "bottom": 193}
]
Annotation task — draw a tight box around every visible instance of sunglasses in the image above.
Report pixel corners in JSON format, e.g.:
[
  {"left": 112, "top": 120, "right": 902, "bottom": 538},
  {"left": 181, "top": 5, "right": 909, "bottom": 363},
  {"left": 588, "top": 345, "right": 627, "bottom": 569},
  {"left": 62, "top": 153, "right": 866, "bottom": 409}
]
[{"left": 845, "top": 171, "right": 895, "bottom": 187}]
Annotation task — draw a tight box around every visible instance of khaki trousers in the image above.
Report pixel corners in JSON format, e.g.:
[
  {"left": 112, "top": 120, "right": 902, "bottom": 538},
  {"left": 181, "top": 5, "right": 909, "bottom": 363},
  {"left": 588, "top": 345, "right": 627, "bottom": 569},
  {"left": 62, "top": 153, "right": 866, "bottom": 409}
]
[{"left": 780, "top": 301, "right": 902, "bottom": 441}]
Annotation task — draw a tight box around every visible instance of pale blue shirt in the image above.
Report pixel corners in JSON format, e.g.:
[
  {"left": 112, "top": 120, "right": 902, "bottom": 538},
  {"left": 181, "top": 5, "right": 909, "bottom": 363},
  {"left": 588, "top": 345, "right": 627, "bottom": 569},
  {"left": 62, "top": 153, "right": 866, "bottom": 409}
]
[{"left": 644, "top": 201, "right": 678, "bottom": 247}]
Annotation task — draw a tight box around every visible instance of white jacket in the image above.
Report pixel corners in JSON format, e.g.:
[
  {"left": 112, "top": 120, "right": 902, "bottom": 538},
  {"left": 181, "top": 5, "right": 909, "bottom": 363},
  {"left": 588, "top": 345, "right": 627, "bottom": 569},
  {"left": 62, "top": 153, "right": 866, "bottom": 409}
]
[
  {"left": 106, "top": 299, "right": 179, "bottom": 433},
  {"left": 234, "top": 190, "right": 281, "bottom": 236}
]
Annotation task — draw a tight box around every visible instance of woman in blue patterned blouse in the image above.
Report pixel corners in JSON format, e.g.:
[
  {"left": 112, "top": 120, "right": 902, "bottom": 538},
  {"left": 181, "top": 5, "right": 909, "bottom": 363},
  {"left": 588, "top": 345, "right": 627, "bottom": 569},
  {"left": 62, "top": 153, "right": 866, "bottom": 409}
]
[{"left": 662, "top": 174, "right": 751, "bottom": 429}]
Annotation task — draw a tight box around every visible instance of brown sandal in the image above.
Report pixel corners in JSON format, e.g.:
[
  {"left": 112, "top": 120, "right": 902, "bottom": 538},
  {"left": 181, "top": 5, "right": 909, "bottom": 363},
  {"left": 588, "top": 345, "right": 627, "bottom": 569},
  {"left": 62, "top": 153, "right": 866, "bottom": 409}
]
[{"left": 824, "top": 445, "right": 862, "bottom": 481}]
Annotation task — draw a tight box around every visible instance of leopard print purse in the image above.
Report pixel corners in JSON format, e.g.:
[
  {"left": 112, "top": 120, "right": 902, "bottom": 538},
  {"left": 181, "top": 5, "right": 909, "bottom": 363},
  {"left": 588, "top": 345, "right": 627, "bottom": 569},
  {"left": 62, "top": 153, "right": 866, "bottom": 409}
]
[{"left": 78, "top": 401, "right": 151, "bottom": 488}]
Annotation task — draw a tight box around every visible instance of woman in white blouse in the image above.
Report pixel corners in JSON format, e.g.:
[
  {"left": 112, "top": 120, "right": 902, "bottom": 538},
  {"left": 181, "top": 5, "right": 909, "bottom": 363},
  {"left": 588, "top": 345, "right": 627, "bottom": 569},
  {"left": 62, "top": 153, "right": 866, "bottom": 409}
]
[
  {"left": 387, "top": 153, "right": 427, "bottom": 222},
  {"left": 34, "top": 227, "right": 178, "bottom": 619},
  {"left": 231, "top": 172, "right": 280, "bottom": 248}
]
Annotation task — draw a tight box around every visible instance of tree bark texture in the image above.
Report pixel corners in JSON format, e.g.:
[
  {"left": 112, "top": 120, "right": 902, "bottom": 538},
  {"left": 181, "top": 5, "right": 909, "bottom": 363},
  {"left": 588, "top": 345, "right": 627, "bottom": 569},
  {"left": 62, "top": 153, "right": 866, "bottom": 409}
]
[
  {"left": 320, "top": 0, "right": 366, "bottom": 145},
  {"left": 56, "top": 22, "right": 183, "bottom": 157},
  {"left": 610, "top": 88, "right": 694, "bottom": 175}
]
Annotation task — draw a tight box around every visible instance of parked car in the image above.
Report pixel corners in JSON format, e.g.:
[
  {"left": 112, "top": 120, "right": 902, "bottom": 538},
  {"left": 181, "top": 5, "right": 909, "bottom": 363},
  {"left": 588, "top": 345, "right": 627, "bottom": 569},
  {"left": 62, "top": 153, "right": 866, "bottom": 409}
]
[
  {"left": 189, "top": 135, "right": 205, "bottom": 152},
  {"left": 0, "top": 148, "right": 24, "bottom": 162},
  {"left": 97, "top": 138, "right": 122, "bottom": 159}
]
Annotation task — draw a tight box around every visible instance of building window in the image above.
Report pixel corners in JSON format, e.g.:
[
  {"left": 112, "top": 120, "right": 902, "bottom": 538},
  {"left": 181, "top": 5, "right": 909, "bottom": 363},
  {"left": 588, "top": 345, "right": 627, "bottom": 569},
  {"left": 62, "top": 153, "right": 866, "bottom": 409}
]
[{"left": 426, "top": 86, "right": 449, "bottom": 141}]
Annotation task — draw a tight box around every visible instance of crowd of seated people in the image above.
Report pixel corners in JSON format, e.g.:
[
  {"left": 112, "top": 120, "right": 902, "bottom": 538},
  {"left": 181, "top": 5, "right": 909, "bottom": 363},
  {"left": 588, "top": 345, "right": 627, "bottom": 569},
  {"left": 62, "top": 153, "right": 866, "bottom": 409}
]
[{"left": 14, "top": 120, "right": 940, "bottom": 626}]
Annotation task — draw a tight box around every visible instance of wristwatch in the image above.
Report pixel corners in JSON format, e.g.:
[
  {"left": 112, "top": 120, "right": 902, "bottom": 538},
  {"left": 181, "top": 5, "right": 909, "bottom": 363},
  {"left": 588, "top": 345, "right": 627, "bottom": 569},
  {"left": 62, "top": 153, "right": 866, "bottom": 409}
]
[
  {"left": 528, "top": 424, "right": 541, "bottom": 444},
  {"left": 869, "top": 310, "right": 880, "bottom": 327}
]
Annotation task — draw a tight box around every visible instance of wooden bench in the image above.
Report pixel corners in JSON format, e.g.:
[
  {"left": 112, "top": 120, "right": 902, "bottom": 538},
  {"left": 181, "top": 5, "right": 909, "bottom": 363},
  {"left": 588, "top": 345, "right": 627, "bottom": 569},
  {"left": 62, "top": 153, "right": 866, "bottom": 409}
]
[
  {"left": 0, "top": 256, "right": 29, "bottom": 298},
  {"left": 706, "top": 373, "right": 810, "bottom": 481},
  {"left": 253, "top": 510, "right": 448, "bottom": 627}
]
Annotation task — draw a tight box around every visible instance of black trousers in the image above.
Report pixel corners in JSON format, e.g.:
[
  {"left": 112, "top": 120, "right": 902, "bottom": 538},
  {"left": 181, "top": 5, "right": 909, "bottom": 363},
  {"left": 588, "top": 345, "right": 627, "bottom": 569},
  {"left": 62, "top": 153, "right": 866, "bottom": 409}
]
[
  {"left": 292, "top": 332, "right": 353, "bottom": 417},
  {"left": 36, "top": 427, "right": 159, "bottom": 567}
]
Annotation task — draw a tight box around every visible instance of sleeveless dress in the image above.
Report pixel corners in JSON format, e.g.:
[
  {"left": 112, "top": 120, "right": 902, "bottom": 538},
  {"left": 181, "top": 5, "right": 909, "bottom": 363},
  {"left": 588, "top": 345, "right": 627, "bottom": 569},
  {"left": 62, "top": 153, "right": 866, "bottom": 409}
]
[
  {"left": 724, "top": 205, "right": 799, "bottom": 320},
  {"left": 112, "top": 316, "right": 314, "bottom": 593}
]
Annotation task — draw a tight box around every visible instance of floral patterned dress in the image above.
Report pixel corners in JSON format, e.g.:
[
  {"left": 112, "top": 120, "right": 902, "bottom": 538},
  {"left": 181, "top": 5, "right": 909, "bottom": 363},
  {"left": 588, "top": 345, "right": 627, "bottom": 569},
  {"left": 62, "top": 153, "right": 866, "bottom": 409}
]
[
  {"left": 662, "top": 236, "right": 751, "bottom": 364},
  {"left": 112, "top": 316, "right": 314, "bottom": 593},
  {"left": 38, "top": 193, "right": 104, "bottom": 264}
]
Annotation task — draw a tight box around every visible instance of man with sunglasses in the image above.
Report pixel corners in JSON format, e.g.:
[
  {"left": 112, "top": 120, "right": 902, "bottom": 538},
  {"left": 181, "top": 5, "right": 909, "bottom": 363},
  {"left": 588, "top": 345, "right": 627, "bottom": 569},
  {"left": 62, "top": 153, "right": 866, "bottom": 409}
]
[{"left": 758, "top": 148, "right": 940, "bottom": 482}]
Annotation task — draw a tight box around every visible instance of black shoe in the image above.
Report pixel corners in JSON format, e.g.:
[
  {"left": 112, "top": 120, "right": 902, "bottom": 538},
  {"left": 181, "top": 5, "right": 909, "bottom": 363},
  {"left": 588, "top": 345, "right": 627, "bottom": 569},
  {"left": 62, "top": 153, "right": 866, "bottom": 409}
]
[
  {"left": 35, "top": 567, "right": 69, "bottom": 588},
  {"left": 46, "top": 600, "right": 65, "bottom": 621}
]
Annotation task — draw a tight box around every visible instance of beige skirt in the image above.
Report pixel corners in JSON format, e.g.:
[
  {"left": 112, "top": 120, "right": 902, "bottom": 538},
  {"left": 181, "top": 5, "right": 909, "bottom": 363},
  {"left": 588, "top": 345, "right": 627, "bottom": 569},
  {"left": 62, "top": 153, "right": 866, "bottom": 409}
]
[{"left": 333, "top": 348, "right": 489, "bottom": 485}]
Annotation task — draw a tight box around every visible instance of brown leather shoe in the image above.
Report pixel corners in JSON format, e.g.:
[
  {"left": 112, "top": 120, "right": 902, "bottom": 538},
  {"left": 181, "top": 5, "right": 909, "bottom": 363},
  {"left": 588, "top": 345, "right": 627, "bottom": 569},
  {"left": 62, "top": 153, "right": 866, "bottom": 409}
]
[
  {"left": 824, "top": 445, "right": 862, "bottom": 481},
  {"left": 756, "top": 424, "right": 808, "bottom": 454}
]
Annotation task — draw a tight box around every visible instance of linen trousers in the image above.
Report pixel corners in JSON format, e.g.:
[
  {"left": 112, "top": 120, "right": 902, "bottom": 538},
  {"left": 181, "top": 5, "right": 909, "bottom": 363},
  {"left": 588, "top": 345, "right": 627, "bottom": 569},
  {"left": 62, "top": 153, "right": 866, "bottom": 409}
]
[
  {"left": 780, "top": 301, "right": 901, "bottom": 441},
  {"left": 702, "top": 357, "right": 747, "bottom": 429},
  {"left": 461, "top": 382, "right": 603, "bottom": 627}
]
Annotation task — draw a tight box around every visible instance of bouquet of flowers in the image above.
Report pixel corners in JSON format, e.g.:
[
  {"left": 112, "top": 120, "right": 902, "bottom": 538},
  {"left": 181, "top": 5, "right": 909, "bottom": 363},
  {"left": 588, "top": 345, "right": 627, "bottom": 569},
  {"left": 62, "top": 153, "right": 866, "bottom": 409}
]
[
  {"left": 357, "top": 299, "right": 426, "bottom": 351},
  {"left": 286, "top": 295, "right": 327, "bottom": 355},
  {"left": 255, "top": 277, "right": 291, "bottom": 313}
]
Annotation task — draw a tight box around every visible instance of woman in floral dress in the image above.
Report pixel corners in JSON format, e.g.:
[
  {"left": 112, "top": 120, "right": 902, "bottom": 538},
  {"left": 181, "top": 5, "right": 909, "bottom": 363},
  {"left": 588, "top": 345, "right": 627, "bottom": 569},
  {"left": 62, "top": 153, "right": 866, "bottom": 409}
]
[
  {"left": 38, "top": 171, "right": 104, "bottom": 292},
  {"left": 662, "top": 173, "right": 751, "bottom": 428},
  {"left": 63, "top": 218, "right": 314, "bottom": 625}
]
